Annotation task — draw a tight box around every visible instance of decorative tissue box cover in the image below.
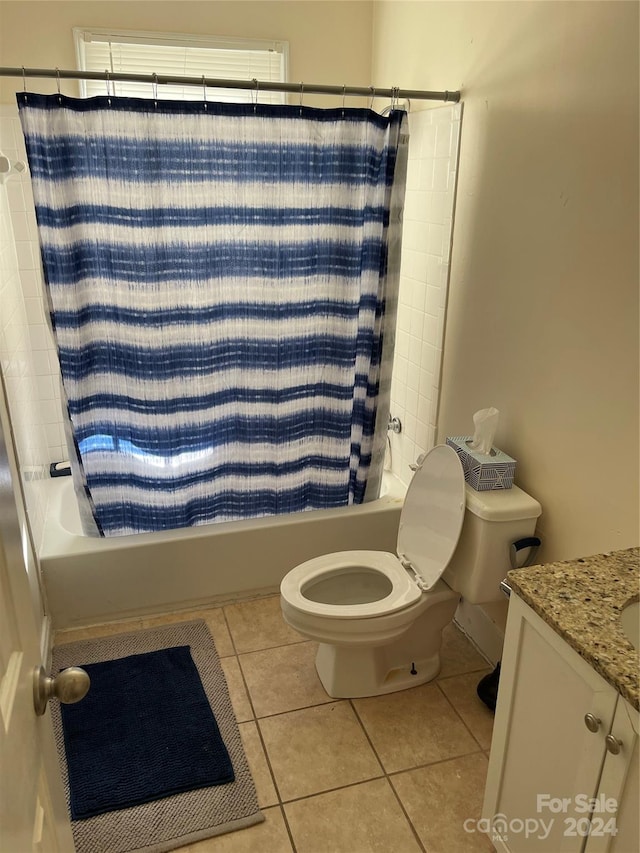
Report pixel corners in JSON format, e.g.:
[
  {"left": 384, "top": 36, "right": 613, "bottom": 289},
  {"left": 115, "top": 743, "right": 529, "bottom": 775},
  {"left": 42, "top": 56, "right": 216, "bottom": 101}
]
[{"left": 446, "top": 436, "right": 516, "bottom": 491}]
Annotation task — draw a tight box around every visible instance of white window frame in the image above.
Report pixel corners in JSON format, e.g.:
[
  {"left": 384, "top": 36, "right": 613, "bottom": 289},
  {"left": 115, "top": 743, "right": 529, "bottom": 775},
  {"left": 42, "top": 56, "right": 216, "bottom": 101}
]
[{"left": 73, "top": 27, "right": 289, "bottom": 103}]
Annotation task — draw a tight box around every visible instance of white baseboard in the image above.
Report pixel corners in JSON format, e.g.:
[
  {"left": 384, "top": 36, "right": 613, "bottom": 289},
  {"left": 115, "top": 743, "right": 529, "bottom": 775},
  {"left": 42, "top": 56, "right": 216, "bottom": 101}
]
[{"left": 454, "top": 598, "right": 509, "bottom": 667}]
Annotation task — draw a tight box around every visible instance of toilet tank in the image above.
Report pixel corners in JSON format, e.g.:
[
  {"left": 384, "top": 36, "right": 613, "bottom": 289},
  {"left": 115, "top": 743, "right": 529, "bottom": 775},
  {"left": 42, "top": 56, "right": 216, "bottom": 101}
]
[{"left": 441, "top": 484, "right": 542, "bottom": 604}]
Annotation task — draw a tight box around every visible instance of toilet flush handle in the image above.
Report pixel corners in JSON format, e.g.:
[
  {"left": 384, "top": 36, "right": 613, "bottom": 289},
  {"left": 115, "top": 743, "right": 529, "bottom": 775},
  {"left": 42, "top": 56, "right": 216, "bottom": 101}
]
[
  {"left": 502, "top": 537, "right": 542, "bottom": 598},
  {"left": 509, "top": 537, "right": 541, "bottom": 570}
]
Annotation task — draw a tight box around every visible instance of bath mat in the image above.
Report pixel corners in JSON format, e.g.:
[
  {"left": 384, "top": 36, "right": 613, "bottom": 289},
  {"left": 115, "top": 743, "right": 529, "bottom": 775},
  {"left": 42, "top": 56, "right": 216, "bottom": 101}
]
[
  {"left": 52, "top": 620, "right": 263, "bottom": 853},
  {"left": 60, "top": 646, "right": 235, "bottom": 819}
]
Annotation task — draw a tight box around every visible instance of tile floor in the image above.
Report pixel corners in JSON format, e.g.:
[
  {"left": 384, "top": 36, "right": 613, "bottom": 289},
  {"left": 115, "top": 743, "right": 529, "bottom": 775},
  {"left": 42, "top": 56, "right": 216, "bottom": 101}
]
[{"left": 55, "top": 595, "right": 496, "bottom": 853}]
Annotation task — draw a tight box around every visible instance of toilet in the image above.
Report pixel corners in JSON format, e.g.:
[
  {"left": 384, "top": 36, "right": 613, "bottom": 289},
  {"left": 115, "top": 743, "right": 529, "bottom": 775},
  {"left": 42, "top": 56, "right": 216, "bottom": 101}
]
[{"left": 280, "top": 444, "right": 542, "bottom": 698}]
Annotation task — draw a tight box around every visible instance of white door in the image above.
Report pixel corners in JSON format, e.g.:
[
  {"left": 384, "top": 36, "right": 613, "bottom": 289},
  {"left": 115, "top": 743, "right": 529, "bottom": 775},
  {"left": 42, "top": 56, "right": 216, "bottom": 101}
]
[{"left": 0, "top": 383, "right": 74, "bottom": 852}]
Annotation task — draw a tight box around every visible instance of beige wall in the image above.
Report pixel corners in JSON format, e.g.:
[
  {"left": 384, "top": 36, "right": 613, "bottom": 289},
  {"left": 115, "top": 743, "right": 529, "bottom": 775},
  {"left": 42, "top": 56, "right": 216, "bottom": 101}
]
[
  {"left": 372, "top": 1, "right": 639, "bottom": 560},
  {"left": 0, "top": 1, "right": 372, "bottom": 104},
  {"left": 1, "top": 1, "right": 637, "bottom": 562}
]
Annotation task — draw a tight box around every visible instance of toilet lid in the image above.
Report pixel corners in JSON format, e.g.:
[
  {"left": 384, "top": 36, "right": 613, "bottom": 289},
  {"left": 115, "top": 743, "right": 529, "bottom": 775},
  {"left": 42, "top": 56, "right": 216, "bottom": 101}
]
[{"left": 397, "top": 444, "right": 466, "bottom": 591}]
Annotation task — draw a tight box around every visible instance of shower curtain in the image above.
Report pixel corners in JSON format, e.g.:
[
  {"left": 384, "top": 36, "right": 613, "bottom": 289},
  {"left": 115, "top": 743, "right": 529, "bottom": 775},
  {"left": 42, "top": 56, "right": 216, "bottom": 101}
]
[{"left": 18, "top": 93, "right": 408, "bottom": 536}]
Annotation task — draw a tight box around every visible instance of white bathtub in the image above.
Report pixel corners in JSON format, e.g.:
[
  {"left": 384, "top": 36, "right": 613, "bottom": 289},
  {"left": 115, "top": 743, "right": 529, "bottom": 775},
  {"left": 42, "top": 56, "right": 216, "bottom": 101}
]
[{"left": 38, "top": 473, "right": 406, "bottom": 629}]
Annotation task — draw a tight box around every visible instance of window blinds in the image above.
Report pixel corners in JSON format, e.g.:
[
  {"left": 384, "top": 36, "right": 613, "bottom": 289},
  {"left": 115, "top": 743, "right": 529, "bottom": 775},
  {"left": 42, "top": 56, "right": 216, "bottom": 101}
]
[{"left": 74, "top": 28, "right": 288, "bottom": 103}]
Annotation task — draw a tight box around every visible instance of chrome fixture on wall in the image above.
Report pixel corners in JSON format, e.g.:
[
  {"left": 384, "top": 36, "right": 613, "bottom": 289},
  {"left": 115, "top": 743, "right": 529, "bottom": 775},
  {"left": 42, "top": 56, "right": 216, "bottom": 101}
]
[{"left": 0, "top": 150, "right": 26, "bottom": 183}]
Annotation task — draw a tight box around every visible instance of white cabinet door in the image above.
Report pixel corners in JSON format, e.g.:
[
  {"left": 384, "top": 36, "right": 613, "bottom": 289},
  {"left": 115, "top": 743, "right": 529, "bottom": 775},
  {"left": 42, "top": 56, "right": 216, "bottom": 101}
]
[
  {"left": 483, "top": 594, "right": 618, "bottom": 853},
  {"left": 0, "top": 386, "right": 74, "bottom": 851},
  {"left": 585, "top": 698, "right": 639, "bottom": 853}
]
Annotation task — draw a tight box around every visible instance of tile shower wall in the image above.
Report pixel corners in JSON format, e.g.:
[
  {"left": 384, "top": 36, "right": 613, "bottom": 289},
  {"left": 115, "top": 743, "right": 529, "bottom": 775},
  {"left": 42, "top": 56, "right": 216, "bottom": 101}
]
[
  {"left": 389, "top": 103, "right": 461, "bottom": 485},
  {"left": 0, "top": 105, "right": 66, "bottom": 467},
  {"left": 1, "top": 102, "right": 461, "bottom": 498},
  {"left": 0, "top": 119, "right": 51, "bottom": 543}
]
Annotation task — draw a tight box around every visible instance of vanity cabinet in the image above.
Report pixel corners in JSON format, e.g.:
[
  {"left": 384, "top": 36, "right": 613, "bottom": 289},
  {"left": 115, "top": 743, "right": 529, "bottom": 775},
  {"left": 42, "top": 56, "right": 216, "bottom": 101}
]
[
  {"left": 483, "top": 593, "right": 639, "bottom": 853},
  {"left": 584, "top": 696, "right": 639, "bottom": 853}
]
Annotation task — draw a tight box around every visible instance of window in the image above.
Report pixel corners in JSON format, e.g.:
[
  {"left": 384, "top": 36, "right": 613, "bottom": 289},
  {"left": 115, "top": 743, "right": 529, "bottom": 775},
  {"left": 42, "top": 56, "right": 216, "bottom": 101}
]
[{"left": 73, "top": 28, "right": 288, "bottom": 103}]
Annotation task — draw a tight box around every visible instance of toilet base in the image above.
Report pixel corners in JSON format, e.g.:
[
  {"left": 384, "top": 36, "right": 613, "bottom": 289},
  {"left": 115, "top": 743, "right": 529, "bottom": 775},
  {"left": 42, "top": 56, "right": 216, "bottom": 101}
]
[
  {"left": 315, "top": 642, "right": 442, "bottom": 698},
  {"left": 313, "top": 599, "right": 458, "bottom": 698}
]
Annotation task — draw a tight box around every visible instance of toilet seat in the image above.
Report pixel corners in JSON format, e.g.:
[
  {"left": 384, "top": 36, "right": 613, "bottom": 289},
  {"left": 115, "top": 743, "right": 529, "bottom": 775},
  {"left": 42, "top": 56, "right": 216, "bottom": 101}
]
[
  {"left": 396, "top": 443, "right": 466, "bottom": 590},
  {"left": 280, "top": 550, "right": 422, "bottom": 619},
  {"left": 281, "top": 445, "right": 466, "bottom": 619}
]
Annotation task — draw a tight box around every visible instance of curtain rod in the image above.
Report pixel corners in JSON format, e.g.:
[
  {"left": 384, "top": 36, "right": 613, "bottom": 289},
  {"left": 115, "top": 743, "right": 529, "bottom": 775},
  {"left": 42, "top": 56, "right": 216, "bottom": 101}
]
[{"left": 0, "top": 66, "right": 460, "bottom": 103}]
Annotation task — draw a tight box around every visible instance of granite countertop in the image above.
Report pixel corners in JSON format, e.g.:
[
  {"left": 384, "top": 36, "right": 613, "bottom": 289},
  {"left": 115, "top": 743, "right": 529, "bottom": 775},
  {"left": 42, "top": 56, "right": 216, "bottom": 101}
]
[{"left": 507, "top": 547, "right": 639, "bottom": 711}]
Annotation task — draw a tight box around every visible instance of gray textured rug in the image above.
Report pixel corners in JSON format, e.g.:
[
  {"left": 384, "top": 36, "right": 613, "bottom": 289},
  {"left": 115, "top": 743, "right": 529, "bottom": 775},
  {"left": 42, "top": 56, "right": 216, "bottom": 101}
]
[{"left": 52, "top": 620, "right": 263, "bottom": 853}]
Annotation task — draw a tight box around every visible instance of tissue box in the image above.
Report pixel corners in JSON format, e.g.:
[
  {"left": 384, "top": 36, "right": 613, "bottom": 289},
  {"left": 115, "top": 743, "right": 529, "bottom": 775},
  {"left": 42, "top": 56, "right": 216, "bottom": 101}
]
[{"left": 446, "top": 436, "right": 516, "bottom": 491}]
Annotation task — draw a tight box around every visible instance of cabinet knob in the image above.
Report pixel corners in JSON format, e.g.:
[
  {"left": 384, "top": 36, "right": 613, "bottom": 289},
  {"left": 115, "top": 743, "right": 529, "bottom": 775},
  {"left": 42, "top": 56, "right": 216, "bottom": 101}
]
[
  {"left": 605, "top": 734, "right": 623, "bottom": 755},
  {"left": 584, "top": 713, "right": 601, "bottom": 733}
]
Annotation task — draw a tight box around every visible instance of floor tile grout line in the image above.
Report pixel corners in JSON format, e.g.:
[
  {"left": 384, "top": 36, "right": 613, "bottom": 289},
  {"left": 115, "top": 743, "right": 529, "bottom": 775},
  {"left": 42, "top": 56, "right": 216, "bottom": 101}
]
[
  {"left": 250, "top": 693, "right": 336, "bottom": 722},
  {"left": 385, "top": 776, "right": 428, "bottom": 853},
  {"left": 214, "top": 607, "right": 290, "bottom": 810},
  {"left": 234, "top": 636, "right": 309, "bottom": 657},
  {"left": 253, "top": 715, "right": 286, "bottom": 805},
  {"left": 435, "top": 679, "right": 490, "bottom": 752},
  {"left": 226, "top": 628, "right": 293, "bottom": 813},
  {"left": 385, "top": 747, "right": 487, "bottom": 778},
  {"left": 385, "top": 749, "right": 490, "bottom": 853},
  {"left": 435, "top": 663, "right": 491, "bottom": 684},
  {"left": 248, "top": 687, "right": 387, "bottom": 850},
  {"left": 255, "top": 698, "right": 361, "bottom": 810},
  {"left": 348, "top": 698, "right": 388, "bottom": 776},
  {"left": 276, "top": 772, "right": 385, "bottom": 806},
  {"left": 217, "top": 607, "right": 266, "bottom": 728},
  {"left": 216, "top": 637, "right": 298, "bottom": 840},
  {"left": 347, "top": 686, "right": 490, "bottom": 776},
  {"left": 251, "top": 697, "right": 487, "bottom": 768},
  {"left": 349, "top": 698, "right": 427, "bottom": 852},
  {"left": 276, "top": 802, "right": 298, "bottom": 853},
  {"left": 222, "top": 593, "right": 308, "bottom": 657},
  {"left": 347, "top": 696, "right": 493, "bottom": 852},
  {"left": 275, "top": 774, "right": 432, "bottom": 851},
  {"left": 249, "top": 691, "right": 417, "bottom": 836},
  {"left": 220, "top": 606, "right": 241, "bottom": 658}
]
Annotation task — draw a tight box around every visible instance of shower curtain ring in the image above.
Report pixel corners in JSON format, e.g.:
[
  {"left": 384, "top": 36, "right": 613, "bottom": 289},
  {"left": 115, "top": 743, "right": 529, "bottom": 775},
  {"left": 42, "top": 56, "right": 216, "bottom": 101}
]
[
  {"left": 342, "top": 84, "right": 346, "bottom": 116},
  {"left": 202, "top": 75, "right": 207, "bottom": 110},
  {"left": 299, "top": 81, "right": 304, "bottom": 115},
  {"left": 253, "top": 77, "right": 259, "bottom": 113},
  {"left": 55, "top": 67, "right": 62, "bottom": 102},
  {"left": 22, "top": 65, "right": 26, "bottom": 92},
  {"left": 369, "top": 86, "right": 375, "bottom": 110},
  {"left": 152, "top": 72, "right": 158, "bottom": 105}
]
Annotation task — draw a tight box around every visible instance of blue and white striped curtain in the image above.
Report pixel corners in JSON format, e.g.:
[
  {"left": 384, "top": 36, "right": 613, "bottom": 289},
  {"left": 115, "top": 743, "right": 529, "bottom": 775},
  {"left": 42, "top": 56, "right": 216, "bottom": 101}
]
[{"left": 18, "top": 93, "right": 408, "bottom": 536}]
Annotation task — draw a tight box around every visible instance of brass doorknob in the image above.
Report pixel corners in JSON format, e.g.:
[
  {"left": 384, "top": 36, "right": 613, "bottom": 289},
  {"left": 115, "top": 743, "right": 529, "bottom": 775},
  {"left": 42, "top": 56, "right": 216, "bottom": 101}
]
[{"left": 33, "top": 665, "right": 90, "bottom": 716}]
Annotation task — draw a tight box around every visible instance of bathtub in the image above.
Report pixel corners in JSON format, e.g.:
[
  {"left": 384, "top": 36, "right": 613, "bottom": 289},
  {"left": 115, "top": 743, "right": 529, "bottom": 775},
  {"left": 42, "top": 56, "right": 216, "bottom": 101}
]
[{"left": 38, "top": 473, "right": 406, "bottom": 629}]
